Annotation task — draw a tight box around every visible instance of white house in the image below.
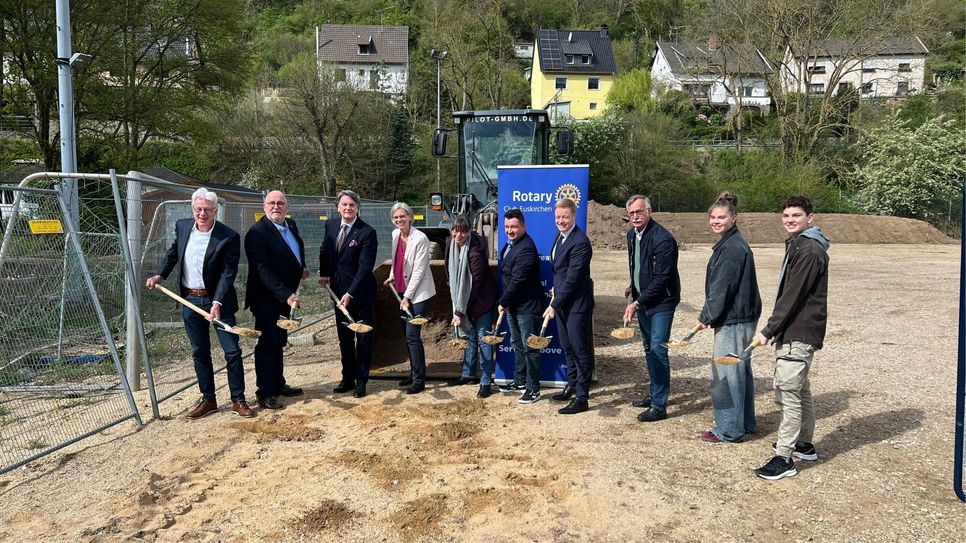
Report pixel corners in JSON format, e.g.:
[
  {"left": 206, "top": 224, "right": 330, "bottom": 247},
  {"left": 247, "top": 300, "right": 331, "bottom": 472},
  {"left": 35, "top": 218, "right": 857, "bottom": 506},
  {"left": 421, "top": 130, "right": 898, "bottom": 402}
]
[
  {"left": 651, "top": 39, "right": 773, "bottom": 113},
  {"left": 316, "top": 24, "right": 409, "bottom": 96},
  {"left": 780, "top": 37, "right": 928, "bottom": 99}
]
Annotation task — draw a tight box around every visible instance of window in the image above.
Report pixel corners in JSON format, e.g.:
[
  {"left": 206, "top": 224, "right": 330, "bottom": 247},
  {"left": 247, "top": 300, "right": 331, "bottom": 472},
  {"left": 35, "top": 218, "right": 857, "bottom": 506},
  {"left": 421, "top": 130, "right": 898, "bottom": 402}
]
[
  {"left": 807, "top": 64, "right": 826, "bottom": 75},
  {"left": 589, "top": 102, "right": 598, "bottom": 111},
  {"left": 358, "top": 43, "right": 371, "bottom": 55},
  {"left": 335, "top": 68, "right": 347, "bottom": 82},
  {"left": 861, "top": 59, "right": 875, "bottom": 72},
  {"left": 369, "top": 71, "right": 379, "bottom": 90},
  {"left": 837, "top": 82, "right": 854, "bottom": 94},
  {"left": 744, "top": 86, "right": 753, "bottom": 97},
  {"left": 897, "top": 81, "right": 909, "bottom": 96},
  {"left": 588, "top": 77, "right": 600, "bottom": 90},
  {"left": 358, "top": 69, "right": 365, "bottom": 77},
  {"left": 809, "top": 83, "right": 825, "bottom": 94},
  {"left": 898, "top": 62, "right": 911, "bottom": 72},
  {"left": 555, "top": 77, "right": 567, "bottom": 89},
  {"left": 861, "top": 82, "right": 873, "bottom": 94},
  {"left": 581, "top": 55, "right": 590, "bottom": 64},
  {"left": 684, "top": 84, "right": 710, "bottom": 98},
  {"left": 566, "top": 55, "right": 575, "bottom": 64}
]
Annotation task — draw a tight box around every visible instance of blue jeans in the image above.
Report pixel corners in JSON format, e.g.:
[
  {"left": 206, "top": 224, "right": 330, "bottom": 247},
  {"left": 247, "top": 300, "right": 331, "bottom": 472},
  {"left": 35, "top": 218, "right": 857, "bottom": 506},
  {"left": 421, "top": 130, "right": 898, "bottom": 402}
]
[
  {"left": 399, "top": 298, "right": 430, "bottom": 386},
  {"left": 636, "top": 308, "right": 674, "bottom": 410},
  {"left": 506, "top": 312, "right": 541, "bottom": 392},
  {"left": 709, "top": 322, "right": 757, "bottom": 442},
  {"left": 183, "top": 294, "right": 245, "bottom": 402},
  {"left": 460, "top": 311, "right": 494, "bottom": 385}
]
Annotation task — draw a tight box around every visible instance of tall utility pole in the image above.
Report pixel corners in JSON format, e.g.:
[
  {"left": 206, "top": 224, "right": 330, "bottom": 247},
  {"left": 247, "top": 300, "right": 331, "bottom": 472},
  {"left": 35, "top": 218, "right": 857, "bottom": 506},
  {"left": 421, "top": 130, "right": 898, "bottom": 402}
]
[{"left": 54, "top": 0, "right": 79, "bottom": 225}]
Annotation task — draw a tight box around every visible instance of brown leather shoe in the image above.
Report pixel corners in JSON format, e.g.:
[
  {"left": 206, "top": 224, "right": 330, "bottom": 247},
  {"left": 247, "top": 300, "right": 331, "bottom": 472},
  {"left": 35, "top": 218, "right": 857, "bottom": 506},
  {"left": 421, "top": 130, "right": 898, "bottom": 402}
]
[
  {"left": 186, "top": 399, "right": 218, "bottom": 419},
  {"left": 232, "top": 400, "right": 255, "bottom": 418}
]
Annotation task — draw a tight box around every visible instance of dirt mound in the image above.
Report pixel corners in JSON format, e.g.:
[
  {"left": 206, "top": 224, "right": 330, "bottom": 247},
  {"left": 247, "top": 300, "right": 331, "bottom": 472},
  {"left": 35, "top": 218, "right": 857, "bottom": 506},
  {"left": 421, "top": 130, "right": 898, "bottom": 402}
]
[
  {"left": 585, "top": 200, "right": 957, "bottom": 247},
  {"left": 296, "top": 500, "right": 356, "bottom": 532}
]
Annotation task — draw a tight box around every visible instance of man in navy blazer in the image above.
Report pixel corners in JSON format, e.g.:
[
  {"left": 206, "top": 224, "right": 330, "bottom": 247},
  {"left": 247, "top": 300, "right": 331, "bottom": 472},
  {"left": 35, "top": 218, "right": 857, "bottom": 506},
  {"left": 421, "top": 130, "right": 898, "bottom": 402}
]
[
  {"left": 244, "top": 190, "right": 309, "bottom": 410},
  {"left": 147, "top": 188, "right": 254, "bottom": 419},
  {"left": 497, "top": 208, "right": 546, "bottom": 404},
  {"left": 545, "top": 198, "right": 594, "bottom": 414},
  {"left": 318, "top": 190, "right": 378, "bottom": 398}
]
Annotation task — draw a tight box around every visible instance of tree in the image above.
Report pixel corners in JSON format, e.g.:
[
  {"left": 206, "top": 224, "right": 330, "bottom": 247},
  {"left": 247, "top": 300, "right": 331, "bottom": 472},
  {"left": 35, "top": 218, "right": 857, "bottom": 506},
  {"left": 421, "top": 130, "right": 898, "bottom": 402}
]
[
  {"left": 853, "top": 114, "right": 966, "bottom": 220},
  {"left": 606, "top": 68, "right": 658, "bottom": 112}
]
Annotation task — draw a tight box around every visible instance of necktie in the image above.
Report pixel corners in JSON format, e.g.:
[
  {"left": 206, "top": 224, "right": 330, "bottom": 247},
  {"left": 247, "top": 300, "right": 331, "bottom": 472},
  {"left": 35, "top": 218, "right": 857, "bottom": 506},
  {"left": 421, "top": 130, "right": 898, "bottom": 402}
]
[
  {"left": 553, "top": 235, "right": 564, "bottom": 259},
  {"left": 282, "top": 227, "right": 301, "bottom": 265},
  {"left": 337, "top": 224, "right": 347, "bottom": 251},
  {"left": 633, "top": 234, "right": 642, "bottom": 294},
  {"left": 501, "top": 241, "right": 512, "bottom": 259}
]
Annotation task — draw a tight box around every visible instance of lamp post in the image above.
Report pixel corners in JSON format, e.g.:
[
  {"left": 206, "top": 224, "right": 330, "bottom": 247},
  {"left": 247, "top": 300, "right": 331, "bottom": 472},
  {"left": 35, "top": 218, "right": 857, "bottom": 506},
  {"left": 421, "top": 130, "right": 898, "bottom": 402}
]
[{"left": 430, "top": 49, "right": 448, "bottom": 191}]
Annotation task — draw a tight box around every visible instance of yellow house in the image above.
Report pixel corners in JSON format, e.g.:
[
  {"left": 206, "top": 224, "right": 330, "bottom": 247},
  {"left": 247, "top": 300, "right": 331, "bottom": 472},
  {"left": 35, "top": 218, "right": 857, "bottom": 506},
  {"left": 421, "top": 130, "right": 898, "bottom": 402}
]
[{"left": 531, "top": 27, "right": 617, "bottom": 120}]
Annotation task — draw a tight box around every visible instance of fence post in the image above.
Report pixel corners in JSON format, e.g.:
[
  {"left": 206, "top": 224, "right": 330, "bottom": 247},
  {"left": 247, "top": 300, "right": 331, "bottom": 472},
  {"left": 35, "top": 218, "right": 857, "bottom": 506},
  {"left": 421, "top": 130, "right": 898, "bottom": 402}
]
[
  {"left": 124, "top": 172, "right": 144, "bottom": 390},
  {"left": 112, "top": 170, "right": 160, "bottom": 419}
]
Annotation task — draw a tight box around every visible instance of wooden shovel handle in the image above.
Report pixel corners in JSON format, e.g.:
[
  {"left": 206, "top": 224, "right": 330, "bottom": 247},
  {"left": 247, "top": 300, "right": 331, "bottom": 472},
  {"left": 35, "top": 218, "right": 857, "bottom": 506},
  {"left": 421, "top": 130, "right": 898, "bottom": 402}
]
[
  {"left": 493, "top": 310, "right": 505, "bottom": 330},
  {"left": 681, "top": 323, "right": 704, "bottom": 342},
  {"left": 387, "top": 285, "right": 416, "bottom": 319},
  {"left": 156, "top": 284, "right": 212, "bottom": 320},
  {"left": 325, "top": 285, "right": 355, "bottom": 322},
  {"left": 538, "top": 311, "right": 552, "bottom": 336}
]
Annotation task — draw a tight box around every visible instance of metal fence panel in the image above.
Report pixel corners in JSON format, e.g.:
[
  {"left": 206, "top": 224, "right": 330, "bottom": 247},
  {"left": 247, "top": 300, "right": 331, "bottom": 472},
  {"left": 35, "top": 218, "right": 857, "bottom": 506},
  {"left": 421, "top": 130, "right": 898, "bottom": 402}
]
[{"left": 0, "top": 186, "right": 141, "bottom": 474}]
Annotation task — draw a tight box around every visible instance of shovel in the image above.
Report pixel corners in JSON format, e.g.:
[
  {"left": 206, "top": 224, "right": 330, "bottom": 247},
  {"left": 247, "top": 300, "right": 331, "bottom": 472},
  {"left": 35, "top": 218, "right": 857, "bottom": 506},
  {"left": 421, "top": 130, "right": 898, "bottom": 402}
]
[
  {"left": 610, "top": 295, "right": 636, "bottom": 339},
  {"left": 714, "top": 337, "right": 763, "bottom": 365},
  {"left": 155, "top": 285, "right": 261, "bottom": 338},
  {"left": 276, "top": 285, "right": 303, "bottom": 330},
  {"left": 324, "top": 285, "right": 373, "bottom": 334},
  {"left": 388, "top": 287, "right": 429, "bottom": 326},
  {"left": 663, "top": 323, "right": 705, "bottom": 349},
  {"left": 526, "top": 296, "right": 555, "bottom": 349},
  {"left": 481, "top": 310, "right": 506, "bottom": 346},
  {"left": 447, "top": 324, "right": 469, "bottom": 350}
]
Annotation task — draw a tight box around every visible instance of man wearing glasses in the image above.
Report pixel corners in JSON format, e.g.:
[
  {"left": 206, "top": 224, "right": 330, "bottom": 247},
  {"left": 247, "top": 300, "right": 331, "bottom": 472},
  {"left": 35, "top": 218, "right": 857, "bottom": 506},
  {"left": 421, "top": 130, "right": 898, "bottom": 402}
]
[
  {"left": 622, "top": 195, "right": 681, "bottom": 422},
  {"left": 147, "top": 188, "right": 254, "bottom": 419},
  {"left": 244, "top": 190, "right": 310, "bottom": 410}
]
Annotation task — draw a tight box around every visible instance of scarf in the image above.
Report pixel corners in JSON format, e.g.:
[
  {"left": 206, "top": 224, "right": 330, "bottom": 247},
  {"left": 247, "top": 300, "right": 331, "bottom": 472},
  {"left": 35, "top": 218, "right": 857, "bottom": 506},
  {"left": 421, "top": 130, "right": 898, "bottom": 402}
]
[{"left": 448, "top": 238, "right": 473, "bottom": 333}]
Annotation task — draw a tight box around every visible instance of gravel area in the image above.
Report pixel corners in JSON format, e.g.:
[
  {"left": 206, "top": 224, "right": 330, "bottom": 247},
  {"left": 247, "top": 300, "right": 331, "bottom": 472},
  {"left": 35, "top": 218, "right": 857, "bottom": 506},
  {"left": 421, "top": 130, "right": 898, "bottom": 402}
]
[{"left": 0, "top": 242, "right": 963, "bottom": 542}]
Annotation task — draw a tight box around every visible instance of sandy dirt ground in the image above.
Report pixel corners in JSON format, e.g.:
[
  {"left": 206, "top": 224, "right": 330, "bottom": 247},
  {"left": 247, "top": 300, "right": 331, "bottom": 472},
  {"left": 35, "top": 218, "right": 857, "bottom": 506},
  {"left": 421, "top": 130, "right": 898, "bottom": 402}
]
[{"left": 0, "top": 243, "right": 963, "bottom": 542}]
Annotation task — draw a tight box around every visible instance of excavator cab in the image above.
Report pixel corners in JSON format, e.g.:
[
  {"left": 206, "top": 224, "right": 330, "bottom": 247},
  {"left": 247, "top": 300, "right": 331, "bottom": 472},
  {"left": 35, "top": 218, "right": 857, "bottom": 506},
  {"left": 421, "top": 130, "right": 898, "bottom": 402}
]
[{"left": 371, "top": 110, "right": 569, "bottom": 376}]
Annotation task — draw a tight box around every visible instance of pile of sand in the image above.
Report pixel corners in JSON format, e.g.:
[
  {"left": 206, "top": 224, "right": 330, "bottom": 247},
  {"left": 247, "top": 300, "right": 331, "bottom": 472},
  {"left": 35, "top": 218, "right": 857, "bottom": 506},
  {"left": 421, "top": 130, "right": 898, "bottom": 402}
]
[{"left": 585, "top": 201, "right": 957, "bottom": 248}]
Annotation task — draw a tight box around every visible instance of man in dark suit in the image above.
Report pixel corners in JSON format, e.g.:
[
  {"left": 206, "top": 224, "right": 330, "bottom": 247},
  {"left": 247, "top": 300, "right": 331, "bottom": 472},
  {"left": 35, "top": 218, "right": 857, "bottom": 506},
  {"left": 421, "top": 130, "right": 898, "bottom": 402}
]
[
  {"left": 497, "top": 208, "right": 546, "bottom": 405},
  {"left": 244, "top": 190, "right": 309, "bottom": 410},
  {"left": 318, "top": 189, "right": 378, "bottom": 398},
  {"left": 147, "top": 188, "right": 254, "bottom": 419},
  {"left": 545, "top": 198, "right": 594, "bottom": 414}
]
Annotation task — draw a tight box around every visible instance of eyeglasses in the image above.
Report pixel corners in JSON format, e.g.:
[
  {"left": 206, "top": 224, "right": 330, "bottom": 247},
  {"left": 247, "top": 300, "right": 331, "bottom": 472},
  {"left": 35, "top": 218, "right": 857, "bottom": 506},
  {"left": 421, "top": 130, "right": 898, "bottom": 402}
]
[
  {"left": 627, "top": 209, "right": 650, "bottom": 216},
  {"left": 266, "top": 201, "right": 288, "bottom": 208},
  {"left": 193, "top": 207, "right": 215, "bottom": 214}
]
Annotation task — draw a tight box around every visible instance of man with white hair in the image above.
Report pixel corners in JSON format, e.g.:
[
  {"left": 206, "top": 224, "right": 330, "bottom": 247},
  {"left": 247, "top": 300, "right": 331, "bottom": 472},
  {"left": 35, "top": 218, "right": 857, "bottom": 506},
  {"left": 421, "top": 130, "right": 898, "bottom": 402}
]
[{"left": 147, "top": 188, "right": 254, "bottom": 418}]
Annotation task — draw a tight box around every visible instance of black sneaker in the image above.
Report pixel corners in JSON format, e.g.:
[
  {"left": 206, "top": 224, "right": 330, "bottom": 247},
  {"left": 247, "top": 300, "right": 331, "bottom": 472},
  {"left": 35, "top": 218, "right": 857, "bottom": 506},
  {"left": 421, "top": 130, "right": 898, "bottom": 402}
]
[
  {"left": 447, "top": 376, "right": 474, "bottom": 386},
  {"left": 498, "top": 382, "right": 527, "bottom": 394},
  {"left": 755, "top": 455, "right": 798, "bottom": 480},
  {"left": 518, "top": 390, "right": 541, "bottom": 404},
  {"left": 476, "top": 385, "right": 492, "bottom": 398},
  {"left": 772, "top": 441, "right": 818, "bottom": 462}
]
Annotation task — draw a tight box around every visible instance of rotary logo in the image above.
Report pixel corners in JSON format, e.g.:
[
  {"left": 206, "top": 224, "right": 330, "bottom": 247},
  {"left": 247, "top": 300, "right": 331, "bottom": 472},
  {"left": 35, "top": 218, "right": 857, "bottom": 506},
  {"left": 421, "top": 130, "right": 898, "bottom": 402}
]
[{"left": 555, "top": 183, "right": 581, "bottom": 207}]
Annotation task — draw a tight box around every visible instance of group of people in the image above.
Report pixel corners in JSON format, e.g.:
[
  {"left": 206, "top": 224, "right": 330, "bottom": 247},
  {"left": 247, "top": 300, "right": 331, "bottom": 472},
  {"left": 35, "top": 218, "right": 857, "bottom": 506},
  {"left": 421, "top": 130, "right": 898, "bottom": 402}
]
[{"left": 149, "top": 186, "right": 829, "bottom": 481}]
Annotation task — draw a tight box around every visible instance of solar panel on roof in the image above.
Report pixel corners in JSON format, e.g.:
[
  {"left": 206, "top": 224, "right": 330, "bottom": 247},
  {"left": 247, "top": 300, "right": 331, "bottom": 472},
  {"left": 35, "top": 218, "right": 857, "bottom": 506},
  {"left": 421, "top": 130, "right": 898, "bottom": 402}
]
[{"left": 539, "top": 30, "right": 563, "bottom": 71}]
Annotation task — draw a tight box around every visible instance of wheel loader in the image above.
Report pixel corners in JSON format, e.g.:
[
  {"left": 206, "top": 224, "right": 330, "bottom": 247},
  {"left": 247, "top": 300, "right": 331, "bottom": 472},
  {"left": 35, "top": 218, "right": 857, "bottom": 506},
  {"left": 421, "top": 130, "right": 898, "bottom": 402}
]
[{"left": 370, "top": 109, "right": 571, "bottom": 377}]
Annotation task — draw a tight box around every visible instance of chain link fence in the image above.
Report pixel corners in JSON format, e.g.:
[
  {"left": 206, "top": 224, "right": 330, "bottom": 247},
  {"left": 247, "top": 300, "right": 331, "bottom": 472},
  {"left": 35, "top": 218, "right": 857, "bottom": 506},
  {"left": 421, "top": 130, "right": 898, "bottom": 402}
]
[{"left": 0, "top": 184, "right": 141, "bottom": 474}]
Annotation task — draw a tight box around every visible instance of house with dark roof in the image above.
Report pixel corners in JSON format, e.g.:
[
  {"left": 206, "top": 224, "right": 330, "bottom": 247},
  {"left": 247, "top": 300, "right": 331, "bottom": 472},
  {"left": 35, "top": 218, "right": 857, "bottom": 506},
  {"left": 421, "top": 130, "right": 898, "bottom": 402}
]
[
  {"left": 651, "top": 38, "right": 773, "bottom": 113},
  {"left": 315, "top": 24, "right": 409, "bottom": 96},
  {"left": 780, "top": 37, "right": 928, "bottom": 99},
  {"left": 531, "top": 27, "right": 616, "bottom": 120}
]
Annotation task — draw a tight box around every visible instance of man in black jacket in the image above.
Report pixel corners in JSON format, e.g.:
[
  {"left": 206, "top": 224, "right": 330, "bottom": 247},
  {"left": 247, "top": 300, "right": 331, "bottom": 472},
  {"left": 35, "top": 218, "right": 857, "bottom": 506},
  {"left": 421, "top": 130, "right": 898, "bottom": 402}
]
[
  {"left": 318, "top": 190, "right": 378, "bottom": 398},
  {"left": 147, "top": 188, "right": 254, "bottom": 419},
  {"left": 622, "top": 195, "right": 681, "bottom": 422},
  {"left": 244, "top": 190, "right": 309, "bottom": 409},
  {"left": 497, "top": 208, "right": 546, "bottom": 404},
  {"left": 546, "top": 198, "right": 594, "bottom": 414},
  {"left": 754, "top": 196, "right": 830, "bottom": 481}
]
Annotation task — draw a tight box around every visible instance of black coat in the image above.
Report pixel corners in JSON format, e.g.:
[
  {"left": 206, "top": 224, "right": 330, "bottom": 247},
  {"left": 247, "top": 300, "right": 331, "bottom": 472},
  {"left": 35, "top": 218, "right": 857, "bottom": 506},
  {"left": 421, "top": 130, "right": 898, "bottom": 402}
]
[
  {"left": 550, "top": 226, "right": 594, "bottom": 313},
  {"left": 498, "top": 232, "right": 546, "bottom": 315},
  {"left": 244, "top": 216, "right": 306, "bottom": 312},
  {"left": 444, "top": 231, "right": 498, "bottom": 319},
  {"left": 699, "top": 226, "right": 761, "bottom": 327},
  {"left": 157, "top": 218, "right": 240, "bottom": 315},
  {"left": 318, "top": 217, "right": 378, "bottom": 303},
  {"left": 627, "top": 219, "right": 681, "bottom": 315},
  {"left": 761, "top": 230, "right": 829, "bottom": 349}
]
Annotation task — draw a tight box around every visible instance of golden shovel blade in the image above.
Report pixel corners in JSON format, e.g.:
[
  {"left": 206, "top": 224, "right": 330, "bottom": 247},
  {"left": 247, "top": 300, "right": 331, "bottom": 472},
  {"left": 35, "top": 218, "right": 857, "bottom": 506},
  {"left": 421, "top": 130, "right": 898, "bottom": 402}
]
[
  {"left": 481, "top": 334, "right": 505, "bottom": 345},
  {"left": 448, "top": 338, "right": 469, "bottom": 349},
  {"left": 526, "top": 335, "right": 552, "bottom": 349},
  {"left": 408, "top": 316, "right": 429, "bottom": 326},
  {"left": 345, "top": 321, "right": 374, "bottom": 334},
  {"left": 276, "top": 318, "right": 301, "bottom": 331},
  {"left": 714, "top": 355, "right": 741, "bottom": 365},
  {"left": 610, "top": 327, "right": 635, "bottom": 340},
  {"left": 231, "top": 326, "right": 262, "bottom": 338},
  {"left": 664, "top": 338, "right": 694, "bottom": 349}
]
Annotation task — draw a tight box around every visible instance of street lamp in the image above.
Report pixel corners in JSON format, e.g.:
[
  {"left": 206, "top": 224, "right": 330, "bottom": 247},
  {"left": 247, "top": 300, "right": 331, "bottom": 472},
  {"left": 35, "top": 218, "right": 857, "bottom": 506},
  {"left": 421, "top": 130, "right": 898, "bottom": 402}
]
[{"left": 430, "top": 49, "right": 448, "bottom": 190}]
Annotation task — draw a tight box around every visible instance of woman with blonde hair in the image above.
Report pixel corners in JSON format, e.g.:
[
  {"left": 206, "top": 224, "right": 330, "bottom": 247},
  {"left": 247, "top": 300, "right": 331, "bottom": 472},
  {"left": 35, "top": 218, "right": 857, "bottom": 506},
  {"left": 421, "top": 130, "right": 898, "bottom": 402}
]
[
  {"left": 695, "top": 192, "right": 761, "bottom": 443},
  {"left": 386, "top": 202, "right": 436, "bottom": 394}
]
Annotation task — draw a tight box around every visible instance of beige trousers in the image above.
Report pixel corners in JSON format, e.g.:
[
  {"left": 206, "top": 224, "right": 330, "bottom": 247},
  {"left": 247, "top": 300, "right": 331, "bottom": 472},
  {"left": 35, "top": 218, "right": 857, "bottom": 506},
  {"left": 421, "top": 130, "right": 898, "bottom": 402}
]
[{"left": 772, "top": 341, "right": 816, "bottom": 458}]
